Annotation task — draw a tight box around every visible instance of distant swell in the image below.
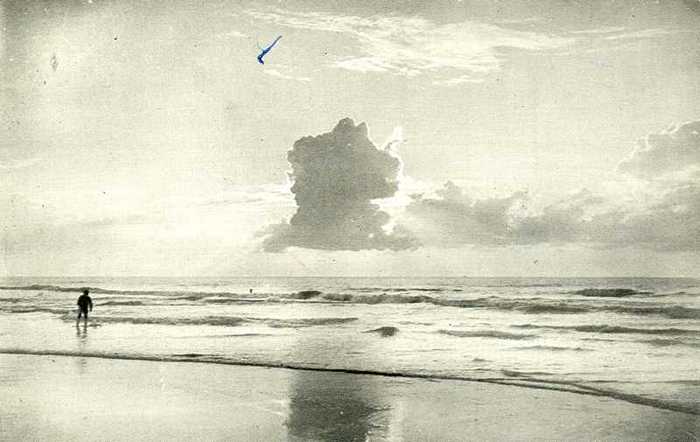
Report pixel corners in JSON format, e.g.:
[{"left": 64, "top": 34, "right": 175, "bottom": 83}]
[
  {"left": 0, "top": 349, "right": 697, "bottom": 416},
  {"left": 3, "top": 284, "right": 699, "bottom": 320},
  {"left": 0, "top": 285, "right": 248, "bottom": 300},
  {"left": 0, "top": 284, "right": 130, "bottom": 294}
]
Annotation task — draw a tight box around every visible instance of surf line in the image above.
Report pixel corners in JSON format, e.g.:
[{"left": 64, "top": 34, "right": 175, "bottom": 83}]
[{"left": 1, "top": 348, "right": 697, "bottom": 416}]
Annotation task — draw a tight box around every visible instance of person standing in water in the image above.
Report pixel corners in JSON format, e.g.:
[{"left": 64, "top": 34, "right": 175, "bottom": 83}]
[{"left": 76, "top": 289, "right": 93, "bottom": 326}]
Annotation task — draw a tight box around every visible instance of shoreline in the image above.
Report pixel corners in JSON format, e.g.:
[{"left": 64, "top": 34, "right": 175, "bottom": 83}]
[
  {"left": 2, "top": 353, "right": 697, "bottom": 441},
  {"left": 1, "top": 348, "right": 697, "bottom": 417}
]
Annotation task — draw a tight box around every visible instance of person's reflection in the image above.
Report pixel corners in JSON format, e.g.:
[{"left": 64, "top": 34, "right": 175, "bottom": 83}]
[
  {"left": 75, "top": 323, "right": 88, "bottom": 373},
  {"left": 285, "top": 335, "right": 391, "bottom": 441}
]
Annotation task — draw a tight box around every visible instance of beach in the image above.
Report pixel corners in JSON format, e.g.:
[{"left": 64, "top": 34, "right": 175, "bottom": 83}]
[
  {"left": 1, "top": 276, "right": 699, "bottom": 440},
  {"left": 1, "top": 353, "right": 697, "bottom": 441}
]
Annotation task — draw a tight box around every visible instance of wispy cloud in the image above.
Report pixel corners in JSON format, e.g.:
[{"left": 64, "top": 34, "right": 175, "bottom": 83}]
[
  {"left": 569, "top": 26, "right": 627, "bottom": 35},
  {"left": 248, "top": 9, "right": 572, "bottom": 83},
  {"left": 263, "top": 68, "right": 311, "bottom": 82},
  {"left": 601, "top": 28, "right": 696, "bottom": 41},
  {"left": 553, "top": 26, "right": 698, "bottom": 56},
  {"left": 551, "top": 25, "right": 695, "bottom": 41}
]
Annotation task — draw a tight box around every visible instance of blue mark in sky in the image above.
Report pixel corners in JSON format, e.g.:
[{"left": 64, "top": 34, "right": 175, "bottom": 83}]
[{"left": 257, "top": 36, "right": 282, "bottom": 65}]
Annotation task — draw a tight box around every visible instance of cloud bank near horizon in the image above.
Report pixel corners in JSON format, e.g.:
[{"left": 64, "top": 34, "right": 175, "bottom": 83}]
[
  {"left": 261, "top": 118, "right": 700, "bottom": 253},
  {"left": 404, "top": 120, "right": 700, "bottom": 252}
]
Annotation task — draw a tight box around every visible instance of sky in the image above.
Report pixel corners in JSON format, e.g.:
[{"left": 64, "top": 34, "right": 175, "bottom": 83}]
[{"left": 1, "top": 0, "right": 700, "bottom": 277}]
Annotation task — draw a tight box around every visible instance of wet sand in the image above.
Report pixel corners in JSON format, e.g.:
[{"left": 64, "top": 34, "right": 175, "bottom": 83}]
[{"left": 0, "top": 353, "right": 697, "bottom": 441}]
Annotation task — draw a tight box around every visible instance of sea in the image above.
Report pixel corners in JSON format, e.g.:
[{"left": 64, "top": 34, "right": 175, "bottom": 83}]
[{"left": 1, "top": 276, "right": 698, "bottom": 415}]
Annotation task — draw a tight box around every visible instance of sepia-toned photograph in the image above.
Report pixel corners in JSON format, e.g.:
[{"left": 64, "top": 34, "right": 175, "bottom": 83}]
[{"left": 1, "top": 0, "right": 699, "bottom": 440}]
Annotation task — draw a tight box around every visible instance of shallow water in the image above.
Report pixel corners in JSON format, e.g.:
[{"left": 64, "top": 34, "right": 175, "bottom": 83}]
[{"left": 1, "top": 276, "right": 698, "bottom": 415}]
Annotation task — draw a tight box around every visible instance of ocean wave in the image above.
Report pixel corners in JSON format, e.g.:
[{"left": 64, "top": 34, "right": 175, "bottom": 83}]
[
  {"left": 323, "top": 293, "right": 434, "bottom": 304},
  {"left": 573, "top": 288, "right": 651, "bottom": 297},
  {"left": 663, "top": 291, "right": 700, "bottom": 297},
  {"left": 349, "top": 287, "right": 446, "bottom": 293},
  {"left": 59, "top": 314, "right": 358, "bottom": 328},
  {"left": 638, "top": 338, "right": 700, "bottom": 348},
  {"left": 99, "top": 300, "right": 146, "bottom": 306},
  {"left": 178, "top": 333, "right": 275, "bottom": 339},
  {"left": 79, "top": 315, "right": 249, "bottom": 327},
  {"left": 437, "top": 329, "right": 535, "bottom": 340},
  {"left": 0, "top": 297, "right": 32, "bottom": 304},
  {"left": 287, "top": 290, "right": 323, "bottom": 299},
  {"left": 1, "top": 349, "right": 696, "bottom": 416},
  {"left": 605, "top": 305, "right": 700, "bottom": 320},
  {"left": 201, "top": 297, "right": 269, "bottom": 304},
  {"left": 0, "top": 306, "right": 71, "bottom": 315},
  {"left": 363, "top": 326, "right": 399, "bottom": 337},
  {"left": 321, "top": 293, "right": 700, "bottom": 319},
  {"left": 513, "top": 324, "right": 700, "bottom": 336},
  {"left": 509, "top": 345, "right": 593, "bottom": 352},
  {"left": 266, "top": 317, "right": 358, "bottom": 328}
]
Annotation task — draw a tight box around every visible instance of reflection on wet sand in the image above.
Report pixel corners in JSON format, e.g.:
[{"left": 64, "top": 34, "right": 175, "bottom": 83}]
[
  {"left": 285, "top": 336, "right": 395, "bottom": 441},
  {"left": 286, "top": 370, "right": 391, "bottom": 441},
  {"left": 75, "top": 323, "right": 88, "bottom": 372}
]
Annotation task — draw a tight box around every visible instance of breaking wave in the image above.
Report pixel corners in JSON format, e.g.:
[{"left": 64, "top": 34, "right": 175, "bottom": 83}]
[
  {"left": 573, "top": 288, "right": 651, "bottom": 297},
  {"left": 438, "top": 329, "right": 535, "bottom": 340},
  {"left": 287, "top": 290, "right": 323, "bottom": 299},
  {"left": 349, "top": 287, "right": 447, "bottom": 293},
  {"left": 513, "top": 324, "right": 700, "bottom": 336}
]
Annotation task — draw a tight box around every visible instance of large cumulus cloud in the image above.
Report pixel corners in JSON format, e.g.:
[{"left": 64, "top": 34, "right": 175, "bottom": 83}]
[{"left": 261, "top": 118, "right": 417, "bottom": 252}]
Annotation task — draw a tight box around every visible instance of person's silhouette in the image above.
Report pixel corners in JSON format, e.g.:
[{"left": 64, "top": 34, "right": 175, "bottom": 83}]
[{"left": 76, "top": 289, "right": 93, "bottom": 326}]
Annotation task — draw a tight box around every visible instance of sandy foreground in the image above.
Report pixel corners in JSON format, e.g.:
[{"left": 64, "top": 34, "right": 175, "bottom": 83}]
[{"left": 0, "top": 354, "right": 697, "bottom": 441}]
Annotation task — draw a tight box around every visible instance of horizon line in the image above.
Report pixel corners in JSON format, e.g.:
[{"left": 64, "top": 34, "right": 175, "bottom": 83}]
[{"left": 1, "top": 275, "right": 698, "bottom": 280}]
